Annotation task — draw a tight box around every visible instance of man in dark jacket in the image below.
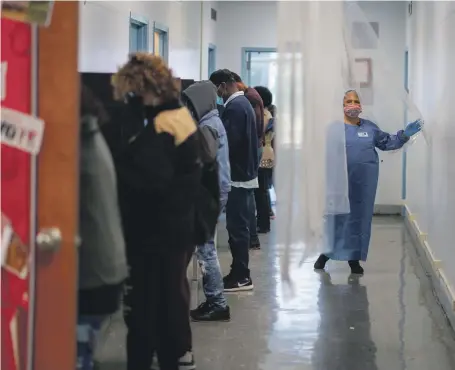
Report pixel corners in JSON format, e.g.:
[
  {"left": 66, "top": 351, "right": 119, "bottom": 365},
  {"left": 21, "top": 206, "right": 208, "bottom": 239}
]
[
  {"left": 230, "top": 72, "right": 264, "bottom": 250},
  {"left": 210, "top": 69, "right": 259, "bottom": 292},
  {"left": 231, "top": 72, "right": 264, "bottom": 147},
  {"left": 112, "top": 53, "right": 200, "bottom": 370}
]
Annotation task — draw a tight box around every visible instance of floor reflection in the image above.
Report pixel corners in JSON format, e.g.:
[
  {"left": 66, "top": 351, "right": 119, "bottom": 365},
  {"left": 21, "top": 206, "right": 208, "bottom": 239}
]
[
  {"left": 97, "top": 217, "right": 455, "bottom": 370},
  {"left": 312, "top": 272, "right": 377, "bottom": 370}
]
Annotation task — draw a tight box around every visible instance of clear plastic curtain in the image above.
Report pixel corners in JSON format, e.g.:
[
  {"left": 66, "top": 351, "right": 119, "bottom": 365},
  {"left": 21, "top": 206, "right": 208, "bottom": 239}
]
[
  {"left": 425, "top": 3, "right": 455, "bottom": 279},
  {"left": 275, "top": 1, "right": 350, "bottom": 283},
  {"left": 342, "top": 2, "right": 425, "bottom": 147},
  {"left": 275, "top": 1, "right": 425, "bottom": 285}
]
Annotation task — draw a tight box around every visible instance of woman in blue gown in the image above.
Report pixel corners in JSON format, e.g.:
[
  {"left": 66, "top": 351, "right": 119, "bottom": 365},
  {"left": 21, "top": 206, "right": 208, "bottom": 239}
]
[{"left": 314, "top": 90, "right": 422, "bottom": 274}]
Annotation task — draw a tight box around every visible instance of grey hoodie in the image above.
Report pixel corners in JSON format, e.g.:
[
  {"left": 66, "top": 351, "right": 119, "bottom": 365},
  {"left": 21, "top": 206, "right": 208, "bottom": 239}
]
[
  {"left": 79, "top": 116, "right": 128, "bottom": 290},
  {"left": 183, "top": 81, "right": 231, "bottom": 200}
]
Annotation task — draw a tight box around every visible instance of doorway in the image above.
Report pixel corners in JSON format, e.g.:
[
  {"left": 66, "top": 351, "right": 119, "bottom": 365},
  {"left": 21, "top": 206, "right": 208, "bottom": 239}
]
[
  {"left": 241, "top": 48, "right": 277, "bottom": 98},
  {"left": 208, "top": 44, "right": 216, "bottom": 78}
]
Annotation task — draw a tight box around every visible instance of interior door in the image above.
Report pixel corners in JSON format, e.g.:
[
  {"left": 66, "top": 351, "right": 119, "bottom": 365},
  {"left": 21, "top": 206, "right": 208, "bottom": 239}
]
[
  {"left": 244, "top": 49, "right": 278, "bottom": 98},
  {"left": 1, "top": 2, "right": 79, "bottom": 369},
  {"left": 33, "top": 2, "right": 80, "bottom": 370}
]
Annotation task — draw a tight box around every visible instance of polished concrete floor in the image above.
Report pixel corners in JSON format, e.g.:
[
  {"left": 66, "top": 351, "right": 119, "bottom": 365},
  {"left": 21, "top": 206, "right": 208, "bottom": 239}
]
[{"left": 97, "top": 216, "right": 455, "bottom": 370}]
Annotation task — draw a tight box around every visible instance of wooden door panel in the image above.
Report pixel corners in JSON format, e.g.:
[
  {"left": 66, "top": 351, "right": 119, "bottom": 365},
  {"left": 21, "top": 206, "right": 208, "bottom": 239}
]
[{"left": 34, "top": 2, "right": 79, "bottom": 370}]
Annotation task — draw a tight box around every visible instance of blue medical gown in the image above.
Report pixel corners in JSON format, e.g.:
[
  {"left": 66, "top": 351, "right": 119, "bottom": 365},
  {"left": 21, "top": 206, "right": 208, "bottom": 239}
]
[{"left": 325, "top": 119, "right": 408, "bottom": 261}]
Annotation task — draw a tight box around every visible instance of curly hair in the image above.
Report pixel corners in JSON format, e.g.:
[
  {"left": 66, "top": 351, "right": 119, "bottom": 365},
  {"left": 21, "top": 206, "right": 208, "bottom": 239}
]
[{"left": 111, "top": 52, "right": 180, "bottom": 102}]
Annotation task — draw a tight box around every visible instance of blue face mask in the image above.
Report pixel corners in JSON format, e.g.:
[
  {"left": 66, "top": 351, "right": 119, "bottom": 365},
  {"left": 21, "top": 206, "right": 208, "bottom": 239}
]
[{"left": 216, "top": 96, "right": 224, "bottom": 105}]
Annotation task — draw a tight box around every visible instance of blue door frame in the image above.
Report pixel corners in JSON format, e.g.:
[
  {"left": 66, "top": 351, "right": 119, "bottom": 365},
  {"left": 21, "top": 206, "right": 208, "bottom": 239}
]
[
  {"left": 208, "top": 43, "right": 216, "bottom": 78},
  {"left": 153, "top": 21, "right": 169, "bottom": 62}
]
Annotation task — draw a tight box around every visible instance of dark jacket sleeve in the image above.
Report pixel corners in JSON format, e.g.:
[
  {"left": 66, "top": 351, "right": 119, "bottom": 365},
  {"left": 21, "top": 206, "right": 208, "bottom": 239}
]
[
  {"left": 115, "top": 128, "right": 175, "bottom": 194},
  {"left": 222, "top": 105, "right": 244, "bottom": 153}
]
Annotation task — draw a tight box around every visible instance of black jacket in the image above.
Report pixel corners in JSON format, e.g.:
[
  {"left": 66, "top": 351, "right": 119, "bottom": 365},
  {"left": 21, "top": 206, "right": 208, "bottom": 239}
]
[
  {"left": 222, "top": 95, "right": 259, "bottom": 182},
  {"left": 114, "top": 100, "right": 201, "bottom": 255}
]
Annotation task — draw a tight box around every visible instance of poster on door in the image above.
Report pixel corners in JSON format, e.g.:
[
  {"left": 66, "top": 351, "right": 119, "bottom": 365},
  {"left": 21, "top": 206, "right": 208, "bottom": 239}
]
[
  {"left": 1, "top": 1, "right": 54, "bottom": 27},
  {"left": 1, "top": 18, "right": 33, "bottom": 370}
]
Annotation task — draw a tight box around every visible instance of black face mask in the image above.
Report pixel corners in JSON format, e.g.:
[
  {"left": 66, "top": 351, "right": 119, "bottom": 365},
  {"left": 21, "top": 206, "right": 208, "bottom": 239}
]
[
  {"left": 125, "top": 93, "right": 154, "bottom": 120},
  {"left": 125, "top": 93, "right": 143, "bottom": 108}
]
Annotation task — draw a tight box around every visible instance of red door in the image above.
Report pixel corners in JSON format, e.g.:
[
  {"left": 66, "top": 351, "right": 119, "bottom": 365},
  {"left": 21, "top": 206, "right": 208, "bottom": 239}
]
[{"left": 1, "top": 2, "right": 80, "bottom": 369}]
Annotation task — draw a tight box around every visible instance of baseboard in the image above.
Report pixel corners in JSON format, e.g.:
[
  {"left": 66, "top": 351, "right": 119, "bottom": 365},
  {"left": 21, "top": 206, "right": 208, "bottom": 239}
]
[
  {"left": 403, "top": 204, "right": 455, "bottom": 326},
  {"left": 374, "top": 204, "right": 402, "bottom": 215}
]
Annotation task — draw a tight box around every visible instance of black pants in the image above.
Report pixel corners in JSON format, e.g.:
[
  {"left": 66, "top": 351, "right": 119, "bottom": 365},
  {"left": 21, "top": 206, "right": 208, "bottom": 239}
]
[
  {"left": 123, "top": 248, "right": 193, "bottom": 370},
  {"left": 226, "top": 186, "right": 252, "bottom": 279},
  {"left": 256, "top": 168, "right": 272, "bottom": 231},
  {"left": 249, "top": 189, "right": 259, "bottom": 244}
]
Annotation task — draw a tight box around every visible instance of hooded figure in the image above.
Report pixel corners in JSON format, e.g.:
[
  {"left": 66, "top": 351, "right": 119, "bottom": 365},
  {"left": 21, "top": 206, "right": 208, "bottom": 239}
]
[
  {"left": 181, "top": 81, "right": 232, "bottom": 322},
  {"left": 182, "top": 81, "right": 231, "bottom": 203}
]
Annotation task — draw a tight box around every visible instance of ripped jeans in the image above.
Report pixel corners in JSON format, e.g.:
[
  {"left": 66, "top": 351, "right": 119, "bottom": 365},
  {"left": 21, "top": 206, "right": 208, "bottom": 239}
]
[
  {"left": 196, "top": 237, "right": 227, "bottom": 308},
  {"left": 195, "top": 196, "right": 228, "bottom": 308}
]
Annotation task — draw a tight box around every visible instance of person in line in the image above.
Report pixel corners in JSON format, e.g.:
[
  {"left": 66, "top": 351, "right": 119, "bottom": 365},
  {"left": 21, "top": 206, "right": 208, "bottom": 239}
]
[
  {"left": 267, "top": 103, "right": 277, "bottom": 219},
  {"left": 111, "top": 53, "right": 200, "bottom": 370},
  {"left": 231, "top": 72, "right": 264, "bottom": 250},
  {"left": 254, "top": 86, "right": 276, "bottom": 233},
  {"left": 314, "top": 90, "right": 422, "bottom": 274},
  {"left": 77, "top": 85, "right": 128, "bottom": 370},
  {"left": 182, "top": 81, "right": 232, "bottom": 322},
  {"left": 209, "top": 69, "right": 258, "bottom": 292},
  {"left": 269, "top": 104, "right": 277, "bottom": 120}
]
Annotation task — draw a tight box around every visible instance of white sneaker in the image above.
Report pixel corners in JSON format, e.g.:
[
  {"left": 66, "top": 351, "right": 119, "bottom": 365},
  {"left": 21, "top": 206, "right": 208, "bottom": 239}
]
[
  {"left": 150, "top": 352, "right": 196, "bottom": 370},
  {"left": 178, "top": 352, "right": 196, "bottom": 370},
  {"left": 150, "top": 355, "right": 159, "bottom": 370}
]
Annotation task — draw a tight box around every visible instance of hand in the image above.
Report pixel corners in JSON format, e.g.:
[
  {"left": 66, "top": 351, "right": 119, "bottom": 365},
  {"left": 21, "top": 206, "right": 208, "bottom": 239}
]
[{"left": 404, "top": 119, "right": 423, "bottom": 137}]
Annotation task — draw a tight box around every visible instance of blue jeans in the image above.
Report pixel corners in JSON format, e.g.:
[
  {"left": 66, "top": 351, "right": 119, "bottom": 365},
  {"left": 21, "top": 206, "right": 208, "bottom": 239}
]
[
  {"left": 196, "top": 238, "right": 227, "bottom": 308},
  {"left": 196, "top": 197, "right": 227, "bottom": 308},
  {"left": 77, "top": 316, "right": 105, "bottom": 370},
  {"left": 226, "top": 187, "right": 252, "bottom": 279}
]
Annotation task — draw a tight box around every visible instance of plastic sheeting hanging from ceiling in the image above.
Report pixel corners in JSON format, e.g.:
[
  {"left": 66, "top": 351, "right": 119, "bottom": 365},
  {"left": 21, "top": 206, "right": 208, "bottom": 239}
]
[
  {"left": 275, "top": 1, "right": 425, "bottom": 287},
  {"left": 407, "top": 1, "right": 455, "bottom": 284}
]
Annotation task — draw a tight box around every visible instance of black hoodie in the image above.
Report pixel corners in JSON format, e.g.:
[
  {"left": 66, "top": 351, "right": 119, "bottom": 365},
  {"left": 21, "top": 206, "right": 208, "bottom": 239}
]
[{"left": 115, "top": 100, "right": 201, "bottom": 255}]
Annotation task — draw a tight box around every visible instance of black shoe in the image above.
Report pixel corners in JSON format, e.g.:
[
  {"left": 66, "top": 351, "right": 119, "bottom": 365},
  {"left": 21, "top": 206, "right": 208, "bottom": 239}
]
[
  {"left": 250, "top": 238, "right": 261, "bottom": 250},
  {"left": 348, "top": 260, "right": 364, "bottom": 275},
  {"left": 223, "top": 272, "right": 233, "bottom": 284},
  {"left": 257, "top": 228, "right": 270, "bottom": 234},
  {"left": 224, "top": 277, "right": 254, "bottom": 292},
  {"left": 190, "top": 301, "right": 231, "bottom": 322},
  {"left": 314, "top": 254, "right": 329, "bottom": 270}
]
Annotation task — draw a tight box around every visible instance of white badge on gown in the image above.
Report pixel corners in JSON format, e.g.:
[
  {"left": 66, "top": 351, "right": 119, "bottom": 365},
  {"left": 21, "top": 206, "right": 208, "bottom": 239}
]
[{"left": 358, "top": 132, "right": 368, "bottom": 137}]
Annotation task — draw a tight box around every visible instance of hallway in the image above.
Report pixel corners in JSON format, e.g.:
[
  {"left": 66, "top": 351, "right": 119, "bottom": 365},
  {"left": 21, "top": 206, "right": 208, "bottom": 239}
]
[{"left": 97, "top": 217, "right": 455, "bottom": 370}]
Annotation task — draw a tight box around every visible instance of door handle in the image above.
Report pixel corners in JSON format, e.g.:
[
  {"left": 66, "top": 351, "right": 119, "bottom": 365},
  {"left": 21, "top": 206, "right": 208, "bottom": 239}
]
[{"left": 36, "top": 227, "right": 62, "bottom": 253}]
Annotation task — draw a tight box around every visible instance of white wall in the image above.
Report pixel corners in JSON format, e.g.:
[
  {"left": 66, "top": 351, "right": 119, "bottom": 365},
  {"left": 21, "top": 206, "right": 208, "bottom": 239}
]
[
  {"left": 406, "top": 1, "right": 455, "bottom": 292},
  {"left": 78, "top": 1, "right": 217, "bottom": 80},
  {"left": 356, "top": 1, "right": 407, "bottom": 206},
  {"left": 201, "top": 1, "right": 218, "bottom": 79},
  {"left": 216, "top": 1, "right": 277, "bottom": 75}
]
